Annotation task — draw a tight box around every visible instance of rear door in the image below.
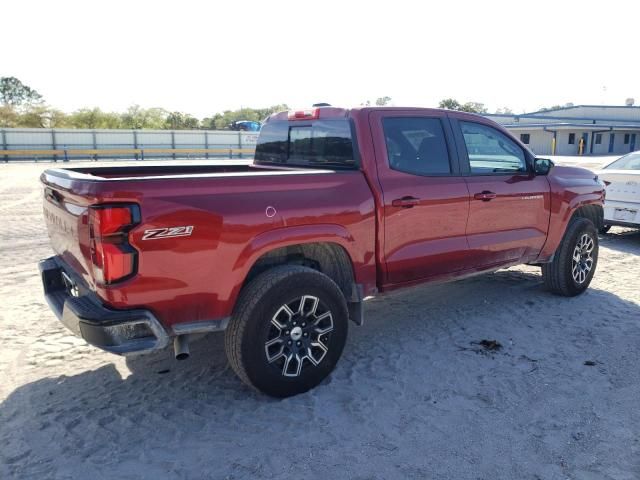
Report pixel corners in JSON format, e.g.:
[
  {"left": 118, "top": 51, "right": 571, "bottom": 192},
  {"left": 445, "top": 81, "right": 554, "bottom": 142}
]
[
  {"left": 369, "top": 110, "right": 471, "bottom": 285},
  {"left": 450, "top": 117, "right": 551, "bottom": 267},
  {"left": 603, "top": 171, "right": 640, "bottom": 205}
]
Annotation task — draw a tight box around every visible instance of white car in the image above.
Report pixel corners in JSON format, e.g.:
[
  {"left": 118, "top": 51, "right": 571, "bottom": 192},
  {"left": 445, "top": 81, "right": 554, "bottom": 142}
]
[{"left": 598, "top": 151, "right": 640, "bottom": 232}]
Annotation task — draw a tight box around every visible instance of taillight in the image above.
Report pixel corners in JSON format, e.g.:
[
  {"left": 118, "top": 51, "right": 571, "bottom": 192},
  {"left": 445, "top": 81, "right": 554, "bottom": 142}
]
[
  {"left": 288, "top": 108, "right": 320, "bottom": 120},
  {"left": 89, "top": 205, "right": 140, "bottom": 284}
]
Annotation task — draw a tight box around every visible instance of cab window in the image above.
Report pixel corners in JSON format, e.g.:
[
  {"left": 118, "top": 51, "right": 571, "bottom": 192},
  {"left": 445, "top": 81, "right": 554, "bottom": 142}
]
[
  {"left": 382, "top": 117, "right": 451, "bottom": 175},
  {"left": 460, "top": 121, "right": 527, "bottom": 174},
  {"left": 254, "top": 119, "right": 356, "bottom": 169}
]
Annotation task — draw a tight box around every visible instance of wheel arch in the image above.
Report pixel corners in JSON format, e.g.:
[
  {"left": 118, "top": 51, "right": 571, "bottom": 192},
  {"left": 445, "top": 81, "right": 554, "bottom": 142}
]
[
  {"left": 569, "top": 203, "right": 604, "bottom": 230},
  {"left": 244, "top": 241, "right": 358, "bottom": 301},
  {"left": 233, "top": 226, "right": 365, "bottom": 324},
  {"left": 537, "top": 200, "right": 604, "bottom": 262}
]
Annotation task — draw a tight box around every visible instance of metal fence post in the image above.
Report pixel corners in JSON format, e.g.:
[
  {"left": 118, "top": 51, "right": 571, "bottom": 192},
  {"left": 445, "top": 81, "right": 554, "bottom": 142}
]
[
  {"left": 51, "top": 129, "right": 58, "bottom": 162},
  {"left": 133, "top": 130, "right": 139, "bottom": 160},
  {"left": 204, "top": 131, "right": 209, "bottom": 159},
  {"left": 171, "top": 131, "right": 176, "bottom": 160},
  {"left": 1, "top": 129, "right": 7, "bottom": 163},
  {"left": 238, "top": 132, "right": 243, "bottom": 159},
  {"left": 92, "top": 130, "right": 98, "bottom": 161}
]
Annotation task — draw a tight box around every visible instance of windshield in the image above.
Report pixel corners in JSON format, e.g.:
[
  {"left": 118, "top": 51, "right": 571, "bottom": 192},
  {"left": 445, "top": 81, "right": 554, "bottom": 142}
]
[
  {"left": 605, "top": 152, "right": 640, "bottom": 170},
  {"left": 254, "top": 119, "right": 357, "bottom": 169}
]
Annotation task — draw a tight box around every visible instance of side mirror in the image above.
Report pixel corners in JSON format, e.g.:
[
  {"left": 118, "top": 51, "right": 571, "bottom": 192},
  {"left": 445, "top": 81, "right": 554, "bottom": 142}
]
[{"left": 534, "top": 158, "right": 554, "bottom": 175}]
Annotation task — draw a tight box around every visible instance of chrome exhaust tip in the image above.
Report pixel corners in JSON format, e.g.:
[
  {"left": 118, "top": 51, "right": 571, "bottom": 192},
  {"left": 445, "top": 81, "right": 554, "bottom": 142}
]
[{"left": 173, "top": 335, "right": 190, "bottom": 361}]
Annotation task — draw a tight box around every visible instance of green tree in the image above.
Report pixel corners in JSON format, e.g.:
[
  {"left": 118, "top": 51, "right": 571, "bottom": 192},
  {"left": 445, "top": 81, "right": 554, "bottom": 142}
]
[
  {"left": 14, "top": 106, "right": 68, "bottom": 128},
  {"left": 0, "top": 105, "right": 19, "bottom": 127},
  {"left": 0, "top": 77, "right": 43, "bottom": 108},
  {"left": 165, "top": 111, "right": 200, "bottom": 130},
  {"left": 68, "top": 108, "right": 123, "bottom": 129},
  {"left": 538, "top": 104, "right": 572, "bottom": 112},
  {"left": 460, "top": 102, "right": 487, "bottom": 113},
  {"left": 438, "top": 98, "right": 462, "bottom": 110},
  {"left": 438, "top": 98, "right": 487, "bottom": 113},
  {"left": 120, "top": 105, "right": 167, "bottom": 129},
  {"left": 494, "top": 107, "right": 514, "bottom": 114},
  {"left": 360, "top": 97, "right": 392, "bottom": 107}
]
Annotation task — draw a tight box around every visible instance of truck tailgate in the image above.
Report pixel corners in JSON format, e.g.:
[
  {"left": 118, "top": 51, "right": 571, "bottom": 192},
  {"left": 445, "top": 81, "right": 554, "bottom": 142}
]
[{"left": 42, "top": 184, "right": 93, "bottom": 286}]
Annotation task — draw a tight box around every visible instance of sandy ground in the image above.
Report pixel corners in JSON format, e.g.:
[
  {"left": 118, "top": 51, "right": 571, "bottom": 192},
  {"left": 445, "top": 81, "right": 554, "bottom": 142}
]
[{"left": 0, "top": 160, "right": 639, "bottom": 480}]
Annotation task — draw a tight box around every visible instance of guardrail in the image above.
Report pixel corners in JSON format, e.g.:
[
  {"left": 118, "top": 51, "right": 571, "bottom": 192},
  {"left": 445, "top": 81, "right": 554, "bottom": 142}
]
[
  {"left": 2, "top": 147, "right": 256, "bottom": 162},
  {"left": 0, "top": 128, "right": 259, "bottom": 162}
]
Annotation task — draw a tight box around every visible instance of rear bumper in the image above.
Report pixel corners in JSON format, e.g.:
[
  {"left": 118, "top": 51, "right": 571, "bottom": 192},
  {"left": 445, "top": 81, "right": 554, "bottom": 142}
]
[
  {"left": 603, "top": 200, "right": 640, "bottom": 227},
  {"left": 39, "top": 256, "right": 170, "bottom": 355}
]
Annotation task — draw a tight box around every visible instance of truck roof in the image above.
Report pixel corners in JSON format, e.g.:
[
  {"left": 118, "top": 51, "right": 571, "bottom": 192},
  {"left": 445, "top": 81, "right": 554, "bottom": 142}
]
[{"left": 266, "top": 106, "right": 485, "bottom": 123}]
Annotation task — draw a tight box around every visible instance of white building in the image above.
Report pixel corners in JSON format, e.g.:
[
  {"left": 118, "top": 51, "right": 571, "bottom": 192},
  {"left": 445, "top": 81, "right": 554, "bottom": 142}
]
[{"left": 485, "top": 104, "right": 640, "bottom": 156}]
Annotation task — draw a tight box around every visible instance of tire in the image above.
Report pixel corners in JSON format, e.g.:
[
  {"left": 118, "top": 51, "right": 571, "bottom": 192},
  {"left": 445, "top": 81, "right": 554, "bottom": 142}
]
[
  {"left": 542, "top": 217, "right": 599, "bottom": 297},
  {"left": 599, "top": 225, "right": 611, "bottom": 234},
  {"left": 225, "top": 265, "right": 348, "bottom": 397}
]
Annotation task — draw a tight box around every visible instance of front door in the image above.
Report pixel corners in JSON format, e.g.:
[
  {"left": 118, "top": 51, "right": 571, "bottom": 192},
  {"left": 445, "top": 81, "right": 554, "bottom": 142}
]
[
  {"left": 369, "top": 111, "right": 470, "bottom": 285},
  {"left": 608, "top": 133, "right": 615, "bottom": 153},
  {"left": 451, "top": 118, "right": 551, "bottom": 268},
  {"left": 581, "top": 133, "right": 589, "bottom": 155}
]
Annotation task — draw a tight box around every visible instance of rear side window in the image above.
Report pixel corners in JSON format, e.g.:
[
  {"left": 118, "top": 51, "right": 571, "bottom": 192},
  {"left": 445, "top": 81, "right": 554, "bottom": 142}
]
[
  {"left": 460, "top": 121, "right": 527, "bottom": 174},
  {"left": 605, "top": 152, "right": 640, "bottom": 170},
  {"left": 382, "top": 117, "right": 451, "bottom": 175},
  {"left": 254, "top": 120, "right": 356, "bottom": 169}
]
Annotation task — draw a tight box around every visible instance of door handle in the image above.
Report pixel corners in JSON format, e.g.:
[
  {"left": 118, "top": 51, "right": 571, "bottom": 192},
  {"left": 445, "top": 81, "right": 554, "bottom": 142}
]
[
  {"left": 392, "top": 196, "right": 421, "bottom": 208},
  {"left": 45, "top": 187, "right": 63, "bottom": 206},
  {"left": 473, "top": 191, "right": 497, "bottom": 201}
]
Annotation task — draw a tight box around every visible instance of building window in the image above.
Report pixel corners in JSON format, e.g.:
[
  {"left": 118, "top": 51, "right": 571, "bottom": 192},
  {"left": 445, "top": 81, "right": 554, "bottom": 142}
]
[
  {"left": 624, "top": 134, "right": 630, "bottom": 144},
  {"left": 568, "top": 133, "right": 576, "bottom": 144},
  {"left": 520, "top": 133, "right": 530, "bottom": 144},
  {"left": 595, "top": 133, "right": 602, "bottom": 144}
]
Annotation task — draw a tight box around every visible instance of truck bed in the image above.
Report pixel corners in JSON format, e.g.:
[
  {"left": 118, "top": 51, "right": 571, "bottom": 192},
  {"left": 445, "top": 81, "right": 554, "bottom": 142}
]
[
  {"left": 47, "top": 161, "right": 329, "bottom": 181},
  {"left": 40, "top": 161, "right": 377, "bottom": 329}
]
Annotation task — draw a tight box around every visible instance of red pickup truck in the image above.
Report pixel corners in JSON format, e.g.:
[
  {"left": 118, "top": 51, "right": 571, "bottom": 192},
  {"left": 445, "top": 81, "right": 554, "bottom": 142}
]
[{"left": 40, "top": 107, "right": 605, "bottom": 397}]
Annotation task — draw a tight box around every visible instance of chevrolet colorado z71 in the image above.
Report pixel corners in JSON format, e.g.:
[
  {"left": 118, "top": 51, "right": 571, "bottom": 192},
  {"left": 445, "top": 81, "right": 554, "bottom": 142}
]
[{"left": 39, "top": 107, "right": 605, "bottom": 397}]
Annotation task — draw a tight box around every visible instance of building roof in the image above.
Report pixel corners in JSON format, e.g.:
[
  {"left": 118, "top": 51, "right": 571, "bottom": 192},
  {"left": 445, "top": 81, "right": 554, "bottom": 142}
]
[
  {"left": 503, "top": 123, "right": 640, "bottom": 131},
  {"left": 486, "top": 104, "right": 640, "bottom": 128},
  {"left": 523, "top": 104, "right": 640, "bottom": 115}
]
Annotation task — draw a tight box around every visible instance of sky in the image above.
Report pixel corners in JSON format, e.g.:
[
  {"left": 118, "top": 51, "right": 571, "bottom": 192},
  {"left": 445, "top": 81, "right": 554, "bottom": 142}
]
[{"left": 3, "top": 0, "right": 640, "bottom": 118}]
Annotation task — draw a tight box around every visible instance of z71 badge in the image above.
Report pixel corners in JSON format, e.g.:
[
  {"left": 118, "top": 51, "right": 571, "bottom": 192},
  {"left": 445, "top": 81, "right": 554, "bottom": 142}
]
[{"left": 142, "top": 226, "right": 194, "bottom": 240}]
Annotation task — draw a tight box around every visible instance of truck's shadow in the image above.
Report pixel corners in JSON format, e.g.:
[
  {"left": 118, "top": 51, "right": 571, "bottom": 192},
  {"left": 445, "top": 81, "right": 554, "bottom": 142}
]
[{"left": 2, "top": 269, "right": 640, "bottom": 479}]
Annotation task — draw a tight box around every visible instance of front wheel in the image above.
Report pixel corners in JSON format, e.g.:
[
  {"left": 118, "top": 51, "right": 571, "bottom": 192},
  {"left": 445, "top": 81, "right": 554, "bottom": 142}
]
[
  {"left": 225, "top": 265, "right": 348, "bottom": 397},
  {"left": 542, "top": 217, "right": 599, "bottom": 296}
]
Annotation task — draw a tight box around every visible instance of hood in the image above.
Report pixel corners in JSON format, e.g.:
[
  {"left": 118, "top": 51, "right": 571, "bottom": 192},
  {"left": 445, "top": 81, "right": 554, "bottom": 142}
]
[
  {"left": 549, "top": 165, "right": 600, "bottom": 180},
  {"left": 548, "top": 165, "right": 606, "bottom": 193}
]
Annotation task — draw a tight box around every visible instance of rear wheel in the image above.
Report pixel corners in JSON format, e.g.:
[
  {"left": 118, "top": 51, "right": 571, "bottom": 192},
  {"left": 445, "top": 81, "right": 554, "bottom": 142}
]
[
  {"left": 542, "top": 217, "right": 599, "bottom": 296},
  {"left": 225, "top": 265, "right": 348, "bottom": 397}
]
